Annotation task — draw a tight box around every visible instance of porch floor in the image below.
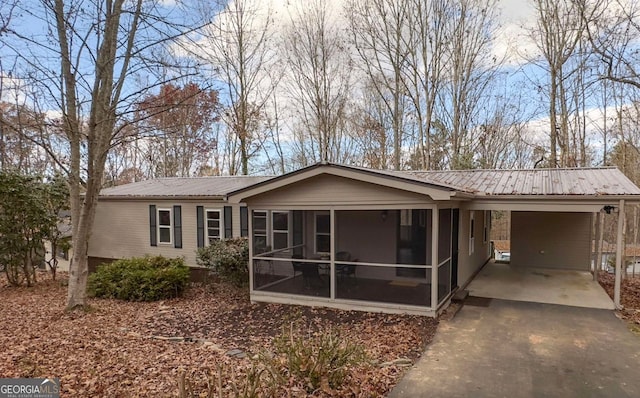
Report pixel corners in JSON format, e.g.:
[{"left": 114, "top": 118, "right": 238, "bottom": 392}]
[{"left": 467, "top": 261, "right": 615, "bottom": 310}]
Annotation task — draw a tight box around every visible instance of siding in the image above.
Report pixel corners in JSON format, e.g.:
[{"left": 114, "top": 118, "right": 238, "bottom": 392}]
[
  {"left": 457, "top": 209, "right": 491, "bottom": 286},
  {"left": 89, "top": 199, "right": 234, "bottom": 266},
  {"left": 511, "top": 211, "right": 591, "bottom": 270},
  {"left": 247, "top": 174, "right": 433, "bottom": 207}
]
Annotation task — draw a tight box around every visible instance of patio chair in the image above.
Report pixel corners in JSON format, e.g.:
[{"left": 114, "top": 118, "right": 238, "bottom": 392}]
[
  {"left": 336, "top": 251, "right": 357, "bottom": 282},
  {"left": 291, "top": 254, "right": 305, "bottom": 278}
]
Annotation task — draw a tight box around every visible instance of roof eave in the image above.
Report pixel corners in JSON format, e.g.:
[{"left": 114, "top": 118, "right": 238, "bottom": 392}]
[
  {"left": 474, "top": 194, "right": 640, "bottom": 201},
  {"left": 98, "top": 195, "right": 226, "bottom": 201}
]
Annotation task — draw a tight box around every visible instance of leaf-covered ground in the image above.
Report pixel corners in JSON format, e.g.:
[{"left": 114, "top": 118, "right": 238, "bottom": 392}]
[
  {"left": 0, "top": 272, "right": 437, "bottom": 397},
  {"left": 599, "top": 272, "right": 640, "bottom": 327}
]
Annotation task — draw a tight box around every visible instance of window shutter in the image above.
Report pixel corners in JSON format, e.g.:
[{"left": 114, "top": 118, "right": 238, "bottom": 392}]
[
  {"left": 173, "top": 205, "right": 182, "bottom": 249},
  {"left": 196, "top": 206, "right": 204, "bottom": 248},
  {"left": 224, "top": 206, "right": 233, "bottom": 238},
  {"left": 240, "top": 207, "right": 248, "bottom": 237},
  {"left": 149, "top": 205, "right": 157, "bottom": 246}
]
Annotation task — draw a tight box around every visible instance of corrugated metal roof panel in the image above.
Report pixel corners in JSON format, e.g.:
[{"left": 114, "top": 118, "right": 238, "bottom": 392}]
[
  {"left": 402, "top": 168, "right": 640, "bottom": 196},
  {"left": 99, "top": 176, "right": 273, "bottom": 197}
]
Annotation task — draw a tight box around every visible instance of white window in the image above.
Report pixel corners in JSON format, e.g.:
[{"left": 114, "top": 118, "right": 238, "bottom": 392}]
[
  {"left": 315, "top": 211, "right": 330, "bottom": 254},
  {"left": 469, "top": 210, "right": 475, "bottom": 255},
  {"left": 206, "top": 209, "right": 223, "bottom": 244},
  {"left": 158, "top": 208, "right": 172, "bottom": 244},
  {"left": 252, "top": 210, "right": 291, "bottom": 253},
  {"left": 272, "top": 211, "right": 289, "bottom": 250}
]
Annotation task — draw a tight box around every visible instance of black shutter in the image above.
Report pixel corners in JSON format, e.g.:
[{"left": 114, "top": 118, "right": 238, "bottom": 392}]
[
  {"left": 196, "top": 206, "right": 204, "bottom": 248},
  {"left": 224, "top": 206, "right": 233, "bottom": 238},
  {"left": 240, "top": 207, "right": 248, "bottom": 237},
  {"left": 173, "top": 205, "right": 182, "bottom": 249},
  {"left": 149, "top": 205, "right": 157, "bottom": 246}
]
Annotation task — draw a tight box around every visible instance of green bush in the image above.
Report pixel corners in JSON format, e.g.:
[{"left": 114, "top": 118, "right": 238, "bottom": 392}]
[
  {"left": 88, "top": 255, "right": 189, "bottom": 301},
  {"left": 196, "top": 238, "right": 249, "bottom": 287}
]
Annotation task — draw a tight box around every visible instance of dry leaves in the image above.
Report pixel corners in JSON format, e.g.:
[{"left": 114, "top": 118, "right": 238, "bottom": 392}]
[
  {"left": 0, "top": 272, "right": 437, "bottom": 397},
  {"left": 598, "top": 272, "right": 640, "bottom": 325}
]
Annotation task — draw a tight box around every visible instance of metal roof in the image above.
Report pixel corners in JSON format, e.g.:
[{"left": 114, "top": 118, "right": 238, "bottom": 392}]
[
  {"left": 400, "top": 167, "right": 640, "bottom": 196},
  {"left": 99, "top": 176, "right": 273, "bottom": 198},
  {"left": 99, "top": 165, "right": 640, "bottom": 199}
]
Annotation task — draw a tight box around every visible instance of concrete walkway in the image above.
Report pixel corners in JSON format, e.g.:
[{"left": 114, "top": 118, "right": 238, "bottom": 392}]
[
  {"left": 389, "top": 299, "right": 640, "bottom": 398},
  {"left": 468, "top": 262, "right": 615, "bottom": 309}
]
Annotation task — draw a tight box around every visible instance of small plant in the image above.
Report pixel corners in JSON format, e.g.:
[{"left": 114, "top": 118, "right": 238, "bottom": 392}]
[
  {"left": 269, "top": 323, "right": 367, "bottom": 393},
  {"left": 196, "top": 238, "right": 249, "bottom": 287},
  {"left": 177, "top": 364, "right": 277, "bottom": 398},
  {"left": 87, "top": 255, "right": 189, "bottom": 301},
  {"left": 176, "top": 323, "right": 366, "bottom": 396}
]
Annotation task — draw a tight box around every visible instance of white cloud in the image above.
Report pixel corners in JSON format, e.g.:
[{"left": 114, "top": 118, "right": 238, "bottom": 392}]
[{"left": 0, "top": 73, "right": 29, "bottom": 104}]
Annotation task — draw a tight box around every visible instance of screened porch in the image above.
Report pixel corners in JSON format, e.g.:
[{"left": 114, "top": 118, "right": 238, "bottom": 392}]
[{"left": 249, "top": 208, "right": 456, "bottom": 313}]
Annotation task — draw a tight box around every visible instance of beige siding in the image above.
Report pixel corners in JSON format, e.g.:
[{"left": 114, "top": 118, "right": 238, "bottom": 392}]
[
  {"left": 247, "top": 174, "right": 433, "bottom": 207},
  {"left": 511, "top": 211, "right": 591, "bottom": 270},
  {"left": 89, "top": 199, "right": 232, "bottom": 266},
  {"left": 457, "top": 209, "right": 491, "bottom": 287}
]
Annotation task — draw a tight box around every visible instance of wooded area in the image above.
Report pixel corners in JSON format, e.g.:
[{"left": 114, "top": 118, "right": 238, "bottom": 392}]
[{"left": 1, "top": 0, "right": 640, "bottom": 308}]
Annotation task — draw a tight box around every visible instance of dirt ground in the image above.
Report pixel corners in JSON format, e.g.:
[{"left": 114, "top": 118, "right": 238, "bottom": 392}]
[{"left": 0, "top": 272, "right": 437, "bottom": 397}]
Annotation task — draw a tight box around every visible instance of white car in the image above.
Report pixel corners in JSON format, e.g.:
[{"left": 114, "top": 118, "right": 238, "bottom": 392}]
[{"left": 605, "top": 262, "right": 640, "bottom": 275}]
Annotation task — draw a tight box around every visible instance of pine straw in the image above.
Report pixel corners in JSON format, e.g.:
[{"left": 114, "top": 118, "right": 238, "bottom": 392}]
[{"left": 0, "top": 272, "right": 437, "bottom": 397}]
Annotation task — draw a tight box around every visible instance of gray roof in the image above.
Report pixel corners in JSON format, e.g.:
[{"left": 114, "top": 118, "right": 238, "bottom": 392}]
[
  {"left": 99, "top": 176, "right": 273, "bottom": 198},
  {"left": 399, "top": 167, "right": 640, "bottom": 196},
  {"left": 99, "top": 166, "right": 640, "bottom": 199}
]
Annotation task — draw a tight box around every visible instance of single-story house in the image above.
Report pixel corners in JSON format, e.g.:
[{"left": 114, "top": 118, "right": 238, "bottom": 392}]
[
  {"left": 89, "top": 163, "right": 640, "bottom": 315},
  {"left": 88, "top": 176, "right": 271, "bottom": 272}
]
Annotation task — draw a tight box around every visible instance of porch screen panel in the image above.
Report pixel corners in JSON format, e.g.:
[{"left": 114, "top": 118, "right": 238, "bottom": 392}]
[
  {"left": 438, "top": 209, "right": 452, "bottom": 263},
  {"left": 292, "top": 210, "right": 304, "bottom": 256},
  {"left": 437, "top": 208, "right": 453, "bottom": 303}
]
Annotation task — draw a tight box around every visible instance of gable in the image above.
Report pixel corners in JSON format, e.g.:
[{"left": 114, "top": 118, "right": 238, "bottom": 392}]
[{"left": 243, "top": 174, "right": 439, "bottom": 207}]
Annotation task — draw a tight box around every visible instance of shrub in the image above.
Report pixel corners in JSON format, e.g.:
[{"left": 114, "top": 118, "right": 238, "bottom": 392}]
[
  {"left": 196, "top": 238, "right": 249, "bottom": 287},
  {"left": 88, "top": 255, "right": 189, "bottom": 301}
]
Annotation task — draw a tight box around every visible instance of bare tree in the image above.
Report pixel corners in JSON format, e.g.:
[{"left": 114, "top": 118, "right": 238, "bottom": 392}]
[
  {"left": 282, "top": 0, "right": 354, "bottom": 166},
  {"left": 4, "top": 0, "right": 199, "bottom": 310},
  {"left": 531, "top": 0, "right": 586, "bottom": 167},
  {"left": 196, "top": 0, "right": 276, "bottom": 175},
  {"left": 438, "top": 0, "right": 502, "bottom": 170},
  {"left": 403, "top": 0, "right": 449, "bottom": 170},
  {"left": 347, "top": 0, "right": 412, "bottom": 170},
  {"left": 577, "top": 0, "right": 640, "bottom": 89}
]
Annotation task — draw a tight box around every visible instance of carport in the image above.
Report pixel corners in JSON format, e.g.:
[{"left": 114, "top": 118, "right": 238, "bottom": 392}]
[
  {"left": 423, "top": 167, "right": 640, "bottom": 309},
  {"left": 468, "top": 261, "right": 615, "bottom": 309}
]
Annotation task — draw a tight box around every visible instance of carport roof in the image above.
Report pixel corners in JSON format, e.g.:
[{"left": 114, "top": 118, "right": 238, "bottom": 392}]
[{"left": 398, "top": 167, "right": 640, "bottom": 196}]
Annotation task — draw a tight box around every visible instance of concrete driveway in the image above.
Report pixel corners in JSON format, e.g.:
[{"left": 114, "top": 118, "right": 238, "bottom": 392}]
[{"left": 389, "top": 299, "right": 640, "bottom": 398}]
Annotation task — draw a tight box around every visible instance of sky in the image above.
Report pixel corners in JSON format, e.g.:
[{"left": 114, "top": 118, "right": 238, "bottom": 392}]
[{"left": 0, "top": 0, "right": 626, "bottom": 154}]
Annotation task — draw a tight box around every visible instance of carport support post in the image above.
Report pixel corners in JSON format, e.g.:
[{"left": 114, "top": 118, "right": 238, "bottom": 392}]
[
  {"left": 614, "top": 200, "right": 625, "bottom": 309},
  {"left": 594, "top": 212, "right": 601, "bottom": 282}
]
